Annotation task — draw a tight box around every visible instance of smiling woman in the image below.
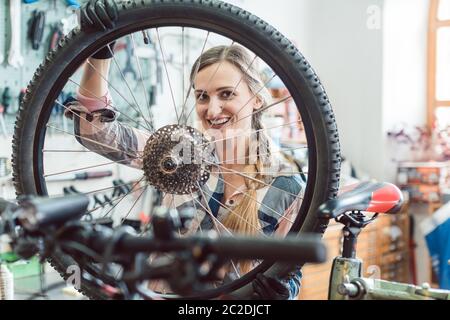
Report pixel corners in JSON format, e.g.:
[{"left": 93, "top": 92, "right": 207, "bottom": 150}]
[{"left": 63, "top": 43, "right": 304, "bottom": 299}]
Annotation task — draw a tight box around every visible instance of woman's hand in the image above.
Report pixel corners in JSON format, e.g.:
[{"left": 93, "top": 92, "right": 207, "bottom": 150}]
[
  {"left": 80, "top": 0, "right": 119, "bottom": 32},
  {"left": 252, "top": 273, "right": 290, "bottom": 300},
  {"left": 91, "top": 41, "right": 116, "bottom": 60}
]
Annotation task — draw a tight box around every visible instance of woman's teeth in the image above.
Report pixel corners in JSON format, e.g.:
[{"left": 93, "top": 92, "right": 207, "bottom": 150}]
[{"left": 209, "top": 118, "right": 230, "bottom": 126}]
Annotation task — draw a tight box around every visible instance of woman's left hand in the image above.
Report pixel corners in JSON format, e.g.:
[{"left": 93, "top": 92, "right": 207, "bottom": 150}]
[{"left": 252, "top": 273, "right": 290, "bottom": 300}]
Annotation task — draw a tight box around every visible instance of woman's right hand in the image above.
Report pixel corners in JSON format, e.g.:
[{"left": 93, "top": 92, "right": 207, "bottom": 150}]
[{"left": 80, "top": 0, "right": 119, "bottom": 32}]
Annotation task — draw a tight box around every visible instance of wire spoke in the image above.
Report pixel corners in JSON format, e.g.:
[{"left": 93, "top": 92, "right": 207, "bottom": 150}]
[
  {"left": 194, "top": 186, "right": 228, "bottom": 235},
  {"left": 54, "top": 99, "right": 136, "bottom": 155},
  {"left": 84, "top": 181, "right": 139, "bottom": 197},
  {"left": 181, "top": 31, "right": 210, "bottom": 123},
  {"left": 216, "top": 146, "right": 309, "bottom": 168},
  {"left": 199, "top": 186, "right": 267, "bottom": 236},
  {"left": 46, "top": 124, "right": 139, "bottom": 160},
  {"left": 192, "top": 187, "right": 241, "bottom": 278},
  {"left": 181, "top": 27, "right": 186, "bottom": 123},
  {"left": 214, "top": 173, "right": 295, "bottom": 226},
  {"left": 203, "top": 54, "right": 258, "bottom": 133},
  {"left": 223, "top": 95, "right": 293, "bottom": 132},
  {"left": 43, "top": 149, "right": 93, "bottom": 153},
  {"left": 156, "top": 28, "right": 180, "bottom": 123},
  {"left": 85, "top": 183, "right": 147, "bottom": 216},
  {"left": 68, "top": 78, "right": 150, "bottom": 132},
  {"left": 85, "top": 60, "right": 153, "bottom": 132},
  {"left": 183, "top": 40, "right": 235, "bottom": 124},
  {"left": 101, "top": 177, "right": 146, "bottom": 219},
  {"left": 107, "top": 44, "right": 154, "bottom": 131},
  {"left": 204, "top": 160, "right": 304, "bottom": 200},
  {"left": 130, "top": 33, "right": 154, "bottom": 129},
  {"left": 220, "top": 74, "right": 277, "bottom": 132},
  {"left": 44, "top": 158, "right": 132, "bottom": 178},
  {"left": 199, "top": 119, "right": 303, "bottom": 148},
  {"left": 189, "top": 192, "right": 203, "bottom": 234},
  {"left": 120, "top": 185, "right": 148, "bottom": 224}
]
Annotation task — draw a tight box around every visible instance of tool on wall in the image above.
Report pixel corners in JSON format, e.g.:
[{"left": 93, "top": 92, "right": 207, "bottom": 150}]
[
  {"left": 1, "top": 88, "right": 12, "bottom": 115},
  {"left": 28, "top": 10, "right": 46, "bottom": 51},
  {"left": 18, "top": 89, "right": 26, "bottom": 108},
  {"left": 0, "top": 106, "right": 7, "bottom": 137},
  {"left": 8, "top": 0, "right": 24, "bottom": 69},
  {"left": 123, "top": 37, "right": 138, "bottom": 80},
  {"left": 23, "top": 0, "right": 80, "bottom": 9},
  {"left": 48, "top": 22, "right": 64, "bottom": 52}
]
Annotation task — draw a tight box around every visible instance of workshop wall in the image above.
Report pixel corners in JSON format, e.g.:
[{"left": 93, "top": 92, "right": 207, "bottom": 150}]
[{"left": 0, "top": 1, "right": 79, "bottom": 132}]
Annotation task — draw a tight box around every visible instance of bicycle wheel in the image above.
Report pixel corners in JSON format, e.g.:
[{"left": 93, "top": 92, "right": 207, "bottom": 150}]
[{"left": 11, "top": 0, "right": 340, "bottom": 299}]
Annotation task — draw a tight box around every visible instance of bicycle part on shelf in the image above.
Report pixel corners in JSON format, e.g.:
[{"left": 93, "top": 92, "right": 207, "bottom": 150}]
[
  {"left": 112, "top": 179, "right": 132, "bottom": 197},
  {"left": 8, "top": 0, "right": 24, "bottom": 68},
  {"left": 93, "top": 194, "right": 104, "bottom": 208},
  {"left": 143, "top": 125, "right": 211, "bottom": 195}
]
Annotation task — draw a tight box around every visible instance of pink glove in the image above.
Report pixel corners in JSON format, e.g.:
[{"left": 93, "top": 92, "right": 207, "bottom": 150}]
[{"left": 76, "top": 90, "right": 113, "bottom": 113}]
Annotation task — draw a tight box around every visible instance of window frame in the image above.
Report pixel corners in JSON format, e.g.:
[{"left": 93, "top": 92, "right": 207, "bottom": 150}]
[{"left": 427, "top": 0, "right": 450, "bottom": 128}]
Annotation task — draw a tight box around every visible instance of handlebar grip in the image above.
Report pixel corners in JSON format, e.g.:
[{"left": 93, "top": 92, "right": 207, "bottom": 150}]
[
  {"left": 73, "top": 230, "right": 327, "bottom": 265},
  {"left": 206, "top": 234, "right": 327, "bottom": 263},
  {"left": 18, "top": 195, "right": 89, "bottom": 232}
]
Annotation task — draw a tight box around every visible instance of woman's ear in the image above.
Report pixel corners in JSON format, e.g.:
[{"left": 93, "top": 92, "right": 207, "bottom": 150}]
[{"left": 253, "top": 96, "right": 264, "bottom": 110}]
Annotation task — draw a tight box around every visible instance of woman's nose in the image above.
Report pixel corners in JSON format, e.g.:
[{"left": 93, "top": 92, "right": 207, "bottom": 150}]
[{"left": 206, "top": 98, "right": 223, "bottom": 118}]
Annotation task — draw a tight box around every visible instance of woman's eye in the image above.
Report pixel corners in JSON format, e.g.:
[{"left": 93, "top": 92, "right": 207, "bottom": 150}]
[
  {"left": 196, "top": 94, "right": 208, "bottom": 102},
  {"left": 220, "top": 91, "right": 234, "bottom": 100}
]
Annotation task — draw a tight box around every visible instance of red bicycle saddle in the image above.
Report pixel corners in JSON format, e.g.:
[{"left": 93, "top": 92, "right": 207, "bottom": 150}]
[{"left": 317, "top": 181, "right": 404, "bottom": 220}]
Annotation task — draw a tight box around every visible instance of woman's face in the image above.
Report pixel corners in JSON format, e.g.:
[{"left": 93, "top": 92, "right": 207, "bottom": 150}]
[{"left": 194, "top": 61, "right": 262, "bottom": 137}]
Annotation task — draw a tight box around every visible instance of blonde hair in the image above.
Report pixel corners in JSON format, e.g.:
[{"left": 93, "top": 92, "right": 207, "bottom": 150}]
[{"left": 190, "top": 45, "right": 273, "bottom": 273}]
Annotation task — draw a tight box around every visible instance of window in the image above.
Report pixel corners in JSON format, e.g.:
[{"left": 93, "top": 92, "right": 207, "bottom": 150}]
[{"left": 428, "top": 0, "right": 450, "bottom": 128}]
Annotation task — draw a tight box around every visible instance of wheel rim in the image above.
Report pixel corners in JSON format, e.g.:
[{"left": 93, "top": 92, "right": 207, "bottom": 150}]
[{"left": 14, "top": 3, "right": 338, "bottom": 300}]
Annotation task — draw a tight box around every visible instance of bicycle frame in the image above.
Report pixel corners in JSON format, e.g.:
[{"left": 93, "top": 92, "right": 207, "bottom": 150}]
[{"left": 327, "top": 221, "right": 450, "bottom": 300}]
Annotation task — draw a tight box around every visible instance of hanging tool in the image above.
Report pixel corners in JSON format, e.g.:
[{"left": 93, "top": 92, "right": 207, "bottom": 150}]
[
  {"left": 148, "top": 85, "right": 157, "bottom": 106},
  {"left": 111, "top": 179, "right": 132, "bottom": 198},
  {"left": 1, "top": 88, "right": 12, "bottom": 115},
  {"left": 18, "top": 89, "right": 26, "bottom": 108},
  {"left": 123, "top": 37, "right": 138, "bottom": 80},
  {"left": 8, "top": 0, "right": 24, "bottom": 68},
  {"left": 48, "top": 22, "right": 64, "bottom": 52},
  {"left": 23, "top": 0, "right": 80, "bottom": 8},
  {"left": 28, "top": 10, "right": 46, "bottom": 51},
  {"left": 0, "top": 105, "right": 7, "bottom": 138}
]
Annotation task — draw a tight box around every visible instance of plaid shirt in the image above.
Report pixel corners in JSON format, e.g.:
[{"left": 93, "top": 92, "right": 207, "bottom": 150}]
[{"left": 65, "top": 92, "right": 305, "bottom": 299}]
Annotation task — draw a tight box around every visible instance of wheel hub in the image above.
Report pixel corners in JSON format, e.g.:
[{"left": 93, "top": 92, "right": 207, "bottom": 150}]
[{"left": 143, "top": 125, "right": 212, "bottom": 195}]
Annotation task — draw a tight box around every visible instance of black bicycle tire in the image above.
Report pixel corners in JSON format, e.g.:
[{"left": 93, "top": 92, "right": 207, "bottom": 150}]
[{"left": 11, "top": 0, "right": 341, "bottom": 300}]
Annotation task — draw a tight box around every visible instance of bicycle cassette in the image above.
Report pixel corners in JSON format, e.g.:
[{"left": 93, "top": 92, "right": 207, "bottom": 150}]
[{"left": 143, "top": 125, "right": 213, "bottom": 195}]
